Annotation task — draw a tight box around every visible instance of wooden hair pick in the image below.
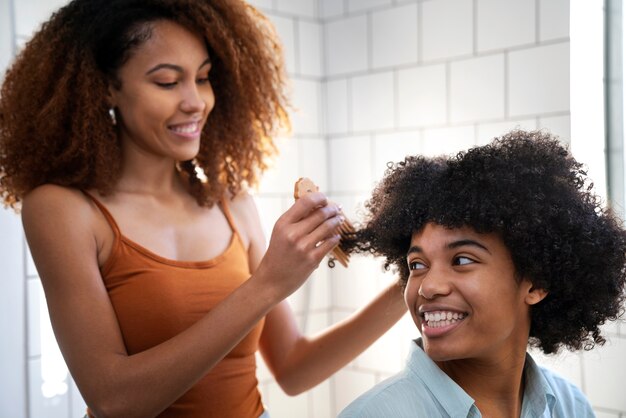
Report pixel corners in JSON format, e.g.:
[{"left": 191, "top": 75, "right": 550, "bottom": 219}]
[{"left": 294, "top": 177, "right": 355, "bottom": 268}]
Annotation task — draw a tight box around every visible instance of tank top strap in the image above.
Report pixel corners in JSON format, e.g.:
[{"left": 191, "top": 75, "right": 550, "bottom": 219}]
[
  {"left": 219, "top": 196, "right": 242, "bottom": 237},
  {"left": 81, "top": 190, "right": 122, "bottom": 239}
]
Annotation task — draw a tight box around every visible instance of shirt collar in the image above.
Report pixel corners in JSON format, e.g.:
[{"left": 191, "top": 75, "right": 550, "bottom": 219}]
[
  {"left": 406, "top": 339, "right": 478, "bottom": 417},
  {"left": 407, "top": 339, "right": 556, "bottom": 418},
  {"left": 521, "top": 353, "right": 557, "bottom": 417}
]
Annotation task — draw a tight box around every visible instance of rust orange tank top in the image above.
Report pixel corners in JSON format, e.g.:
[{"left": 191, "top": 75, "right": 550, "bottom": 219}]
[{"left": 85, "top": 193, "right": 266, "bottom": 418}]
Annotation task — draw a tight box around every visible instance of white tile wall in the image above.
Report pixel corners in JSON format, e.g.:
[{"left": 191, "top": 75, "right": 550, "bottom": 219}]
[
  {"left": 422, "top": 0, "right": 473, "bottom": 62},
  {"left": 509, "top": 43, "right": 570, "bottom": 116},
  {"left": 298, "top": 21, "right": 323, "bottom": 77},
  {"left": 371, "top": 3, "right": 418, "bottom": 69},
  {"left": 450, "top": 54, "right": 505, "bottom": 123},
  {"left": 329, "top": 135, "right": 373, "bottom": 193},
  {"left": 347, "top": 0, "right": 392, "bottom": 14},
  {"left": 320, "top": 0, "right": 344, "bottom": 19},
  {"left": 398, "top": 64, "right": 447, "bottom": 128},
  {"left": 539, "top": 0, "right": 570, "bottom": 41},
  {"left": 276, "top": 0, "right": 318, "bottom": 18},
  {"left": 325, "top": 78, "right": 349, "bottom": 134},
  {"left": 325, "top": 15, "right": 368, "bottom": 76},
  {"left": 0, "top": 0, "right": 13, "bottom": 80},
  {"left": 4, "top": 1, "right": 624, "bottom": 418},
  {"left": 351, "top": 71, "right": 395, "bottom": 131},
  {"left": 476, "top": 0, "right": 536, "bottom": 52}
]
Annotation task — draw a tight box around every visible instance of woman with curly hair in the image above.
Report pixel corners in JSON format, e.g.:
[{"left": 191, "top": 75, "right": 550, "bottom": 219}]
[
  {"left": 339, "top": 130, "right": 626, "bottom": 418},
  {"left": 0, "top": 1, "right": 406, "bottom": 417}
]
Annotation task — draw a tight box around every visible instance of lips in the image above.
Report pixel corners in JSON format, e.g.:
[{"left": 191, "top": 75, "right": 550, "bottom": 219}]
[
  {"left": 422, "top": 310, "right": 467, "bottom": 328},
  {"left": 168, "top": 121, "right": 201, "bottom": 136}
]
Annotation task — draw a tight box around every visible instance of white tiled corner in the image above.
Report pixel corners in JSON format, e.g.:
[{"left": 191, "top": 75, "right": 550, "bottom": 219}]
[
  {"left": 398, "top": 64, "right": 447, "bottom": 128},
  {"left": 325, "top": 15, "right": 368, "bottom": 76},
  {"left": 298, "top": 21, "right": 323, "bottom": 78},
  {"left": 325, "top": 78, "right": 350, "bottom": 134},
  {"left": 422, "top": 0, "right": 473, "bottom": 62},
  {"left": 258, "top": 137, "right": 299, "bottom": 193},
  {"left": 422, "top": 125, "right": 476, "bottom": 157},
  {"left": 28, "top": 358, "right": 70, "bottom": 418},
  {"left": 539, "top": 0, "right": 569, "bottom": 41},
  {"left": 269, "top": 14, "right": 297, "bottom": 75},
  {"left": 276, "top": 0, "right": 317, "bottom": 18},
  {"left": 329, "top": 135, "right": 373, "bottom": 193},
  {"left": 450, "top": 54, "right": 505, "bottom": 123},
  {"left": 267, "top": 383, "right": 310, "bottom": 418},
  {"left": 28, "top": 279, "right": 42, "bottom": 358},
  {"left": 298, "top": 138, "right": 328, "bottom": 191},
  {"left": 581, "top": 338, "right": 626, "bottom": 411},
  {"left": 538, "top": 114, "right": 571, "bottom": 145},
  {"left": 476, "top": 119, "right": 537, "bottom": 146},
  {"left": 476, "top": 0, "right": 535, "bottom": 52},
  {"left": 347, "top": 0, "right": 393, "bottom": 14},
  {"left": 331, "top": 256, "right": 381, "bottom": 310},
  {"left": 333, "top": 369, "right": 377, "bottom": 414},
  {"left": 372, "top": 4, "right": 418, "bottom": 69},
  {"left": 508, "top": 43, "right": 570, "bottom": 117},
  {"left": 373, "top": 130, "right": 422, "bottom": 180},
  {"left": 320, "top": 0, "right": 345, "bottom": 19},
  {"left": 14, "top": 0, "right": 68, "bottom": 38},
  {"left": 291, "top": 78, "right": 321, "bottom": 135},
  {"left": 351, "top": 71, "right": 395, "bottom": 132},
  {"left": 267, "top": 13, "right": 297, "bottom": 74},
  {"left": 304, "top": 311, "right": 330, "bottom": 335}
]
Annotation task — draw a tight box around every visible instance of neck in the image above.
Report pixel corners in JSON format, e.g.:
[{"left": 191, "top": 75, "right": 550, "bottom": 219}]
[{"left": 438, "top": 350, "right": 527, "bottom": 417}]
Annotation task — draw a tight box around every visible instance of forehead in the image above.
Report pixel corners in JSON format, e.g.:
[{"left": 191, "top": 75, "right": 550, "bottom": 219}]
[
  {"left": 124, "top": 20, "right": 208, "bottom": 69},
  {"left": 409, "top": 223, "right": 506, "bottom": 253}
]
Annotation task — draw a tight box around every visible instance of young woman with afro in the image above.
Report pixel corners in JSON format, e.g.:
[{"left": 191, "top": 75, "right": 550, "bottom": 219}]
[
  {"left": 339, "top": 130, "right": 626, "bottom": 418},
  {"left": 0, "top": 1, "right": 406, "bottom": 417}
]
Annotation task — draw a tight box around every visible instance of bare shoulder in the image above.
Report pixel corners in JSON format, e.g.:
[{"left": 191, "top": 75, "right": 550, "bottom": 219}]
[
  {"left": 22, "top": 185, "right": 100, "bottom": 234},
  {"left": 225, "top": 189, "right": 266, "bottom": 254}
]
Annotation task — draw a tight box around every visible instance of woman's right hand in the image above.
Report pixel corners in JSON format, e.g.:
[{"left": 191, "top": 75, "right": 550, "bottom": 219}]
[{"left": 253, "top": 191, "right": 343, "bottom": 299}]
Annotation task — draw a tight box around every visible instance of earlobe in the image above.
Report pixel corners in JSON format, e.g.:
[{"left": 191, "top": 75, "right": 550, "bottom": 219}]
[{"left": 525, "top": 284, "right": 548, "bottom": 306}]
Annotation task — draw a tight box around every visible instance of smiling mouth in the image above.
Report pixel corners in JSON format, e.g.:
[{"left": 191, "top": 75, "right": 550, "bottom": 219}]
[
  {"left": 422, "top": 310, "right": 467, "bottom": 328},
  {"left": 168, "top": 122, "right": 200, "bottom": 134}
]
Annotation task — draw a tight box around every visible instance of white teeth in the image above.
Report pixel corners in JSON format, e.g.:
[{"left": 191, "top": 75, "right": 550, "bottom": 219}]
[
  {"left": 170, "top": 122, "right": 198, "bottom": 134},
  {"left": 423, "top": 310, "right": 466, "bottom": 328}
]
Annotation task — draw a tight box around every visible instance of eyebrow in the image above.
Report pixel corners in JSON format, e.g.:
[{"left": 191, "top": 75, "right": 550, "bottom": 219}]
[
  {"left": 145, "top": 57, "right": 212, "bottom": 76},
  {"left": 406, "top": 239, "right": 491, "bottom": 257}
]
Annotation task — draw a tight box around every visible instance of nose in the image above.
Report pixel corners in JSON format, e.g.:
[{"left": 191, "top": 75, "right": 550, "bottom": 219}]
[
  {"left": 418, "top": 265, "right": 452, "bottom": 299},
  {"left": 180, "top": 84, "right": 209, "bottom": 114}
]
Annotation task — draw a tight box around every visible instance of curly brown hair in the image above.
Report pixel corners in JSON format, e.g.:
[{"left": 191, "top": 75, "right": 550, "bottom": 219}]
[
  {"left": 347, "top": 130, "right": 626, "bottom": 354},
  {"left": 0, "top": 0, "right": 288, "bottom": 208}
]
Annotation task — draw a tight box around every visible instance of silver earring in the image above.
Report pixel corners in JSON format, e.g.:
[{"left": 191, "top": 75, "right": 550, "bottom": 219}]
[{"left": 108, "top": 108, "right": 117, "bottom": 126}]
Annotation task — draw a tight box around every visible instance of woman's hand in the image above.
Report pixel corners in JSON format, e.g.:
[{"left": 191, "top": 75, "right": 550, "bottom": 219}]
[{"left": 253, "top": 192, "right": 343, "bottom": 299}]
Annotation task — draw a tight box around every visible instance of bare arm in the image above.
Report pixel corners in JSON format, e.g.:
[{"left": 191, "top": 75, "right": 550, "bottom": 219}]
[
  {"left": 22, "top": 185, "right": 342, "bottom": 418},
  {"left": 240, "top": 195, "right": 407, "bottom": 396}
]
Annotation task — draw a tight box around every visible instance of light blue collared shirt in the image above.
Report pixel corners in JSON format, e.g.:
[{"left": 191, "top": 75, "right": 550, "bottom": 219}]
[{"left": 339, "top": 339, "right": 595, "bottom": 418}]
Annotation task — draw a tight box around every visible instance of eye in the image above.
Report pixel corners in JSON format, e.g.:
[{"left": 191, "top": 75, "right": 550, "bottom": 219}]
[
  {"left": 155, "top": 81, "right": 177, "bottom": 89},
  {"left": 196, "top": 77, "right": 210, "bottom": 85},
  {"left": 453, "top": 256, "right": 475, "bottom": 266},
  {"left": 408, "top": 260, "right": 426, "bottom": 271}
]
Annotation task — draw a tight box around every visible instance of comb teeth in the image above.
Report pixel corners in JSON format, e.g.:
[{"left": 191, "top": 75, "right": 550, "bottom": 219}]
[{"left": 294, "top": 177, "right": 353, "bottom": 267}]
